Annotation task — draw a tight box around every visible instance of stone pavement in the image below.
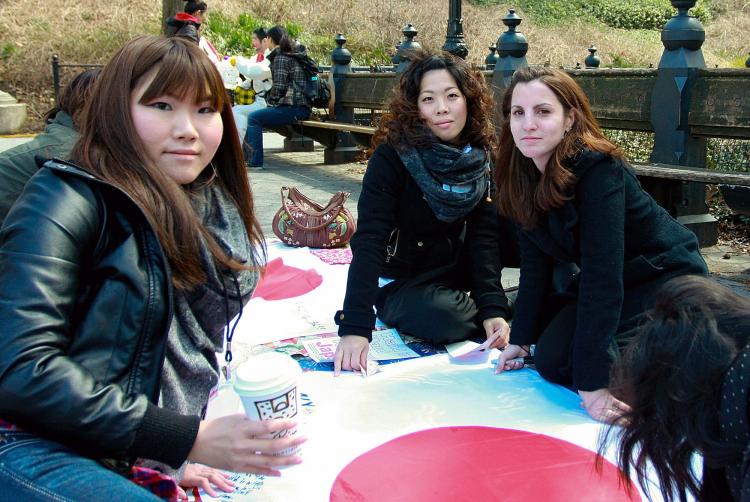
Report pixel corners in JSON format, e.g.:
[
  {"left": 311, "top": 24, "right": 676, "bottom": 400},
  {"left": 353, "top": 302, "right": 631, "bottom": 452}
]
[{"left": 248, "top": 133, "right": 364, "bottom": 237}]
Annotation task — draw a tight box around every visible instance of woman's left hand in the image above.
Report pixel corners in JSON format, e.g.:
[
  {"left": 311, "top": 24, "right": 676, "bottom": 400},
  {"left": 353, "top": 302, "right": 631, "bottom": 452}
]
[
  {"left": 482, "top": 317, "right": 510, "bottom": 349},
  {"left": 177, "top": 463, "right": 235, "bottom": 500},
  {"left": 578, "top": 388, "right": 631, "bottom": 424}
]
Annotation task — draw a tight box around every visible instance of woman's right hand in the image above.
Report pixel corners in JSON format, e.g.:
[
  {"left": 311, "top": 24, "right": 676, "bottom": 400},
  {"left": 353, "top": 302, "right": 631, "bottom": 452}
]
[
  {"left": 494, "top": 344, "right": 527, "bottom": 374},
  {"left": 333, "top": 335, "right": 370, "bottom": 376},
  {"left": 188, "top": 414, "right": 306, "bottom": 476}
]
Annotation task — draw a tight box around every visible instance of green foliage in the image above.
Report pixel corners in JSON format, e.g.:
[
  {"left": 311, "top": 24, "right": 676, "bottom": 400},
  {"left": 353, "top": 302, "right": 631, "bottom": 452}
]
[
  {"left": 603, "top": 130, "right": 654, "bottom": 162},
  {"left": 519, "top": 0, "right": 576, "bottom": 23},
  {"left": 728, "top": 54, "right": 749, "bottom": 68},
  {"left": 468, "top": 0, "right": 712, "bottom": 30},
  {"left": 204, "top": 12, "right": 258, "bottom": 56},
  {"left": 203, "top": 12, "right": 305, "bottom": 57},
  {"left": 587, "top": 0, "right": 711, "bottom": 30},
  {"left": 608, "top": 52, "right": 636, "bottom": 68},
  {"left": 1, "top": 42, "right": 16, "bottom": 60},
  {"left": 707, "top": 139, "right": 750, "bottom": 173},
  {"left": 602, "top": 133, "right": 750, "bottom": 174},
  {"left": 301, "top": 34, "right": 335, "bottom": 63},
  {"left": 285, "top": 22, "right": 304, "bottom": 40}
]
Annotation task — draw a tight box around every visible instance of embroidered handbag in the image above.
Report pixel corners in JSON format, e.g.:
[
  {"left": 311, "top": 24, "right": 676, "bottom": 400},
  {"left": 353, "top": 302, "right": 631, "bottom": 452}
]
[{"left": 272, "top": 186, "right": 356, "bottom": 248}]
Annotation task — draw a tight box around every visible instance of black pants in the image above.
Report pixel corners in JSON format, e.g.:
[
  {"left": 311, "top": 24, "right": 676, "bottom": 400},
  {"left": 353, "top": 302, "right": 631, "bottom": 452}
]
[
  {"left": 376, "top": 280, "right": 481, "bottom": 346},
  {"left": 374, "top": 216, "right": 519, "bottom": 347},
  {"left": 533, "top": 281, "right": 660, "bottom": 389}
]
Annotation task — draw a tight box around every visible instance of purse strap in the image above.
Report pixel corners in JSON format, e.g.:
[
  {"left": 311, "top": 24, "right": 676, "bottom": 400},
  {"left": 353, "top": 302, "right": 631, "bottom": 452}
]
[{"left": 280, "top": 186, "right": 349, "bottom": 230}]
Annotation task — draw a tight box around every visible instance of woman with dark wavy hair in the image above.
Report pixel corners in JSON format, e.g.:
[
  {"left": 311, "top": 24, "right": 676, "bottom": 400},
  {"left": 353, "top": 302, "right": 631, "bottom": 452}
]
[
  {"left": 493, "top": 66, "right": 707, "bottom": 422},
  {"left": 333, "top": 51, "right": 515, "bottom": 374},
  {"left": 0, "top": 35, "right": 304, "bottom": 501},
  {"left": 602, "top": 275, "right": 750, "bottom": 502}
]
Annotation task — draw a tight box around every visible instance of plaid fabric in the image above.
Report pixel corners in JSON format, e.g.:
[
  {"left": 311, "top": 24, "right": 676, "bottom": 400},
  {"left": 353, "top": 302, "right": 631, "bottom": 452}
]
[
  {"left": 128, "top": 466, "right": 180, "bottom": 501},
  {"left": 267, "top": 52, "right": 311, "bottom": 107},
  {"left": 234, "top": 86, "right": 255, "bottom": 105}
]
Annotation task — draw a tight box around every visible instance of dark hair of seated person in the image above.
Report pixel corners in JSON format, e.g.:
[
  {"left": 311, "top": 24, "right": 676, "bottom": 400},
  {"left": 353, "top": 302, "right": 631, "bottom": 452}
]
[
  {"left": 600, "top": 275, "right": 750, "bottom": 502},
  {"left": 44, "top": 68, "right": 100, "bottom": 128}
]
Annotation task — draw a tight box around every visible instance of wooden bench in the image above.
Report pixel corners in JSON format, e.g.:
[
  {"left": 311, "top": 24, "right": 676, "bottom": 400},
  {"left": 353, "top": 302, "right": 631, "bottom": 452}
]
[
  {"left": 293, "top": 119, "right": 375, "bottom": 149},
  {"left": 631, "top": 163, "right": 750, "bottom": 216},
  {"left": 270, "top": 118, "right": 375, "bottom": 163},
  {"left": 630, "top": 163, "right": 750, "bottom": 187}
]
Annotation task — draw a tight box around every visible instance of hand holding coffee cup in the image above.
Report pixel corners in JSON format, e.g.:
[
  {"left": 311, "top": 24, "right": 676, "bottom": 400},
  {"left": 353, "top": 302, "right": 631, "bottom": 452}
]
[
  {"left": 233, "top": 352, "right": 304, "bottom": 456},
  {"left": 188, "top": 414, "right": 305, "bottom": 476}
]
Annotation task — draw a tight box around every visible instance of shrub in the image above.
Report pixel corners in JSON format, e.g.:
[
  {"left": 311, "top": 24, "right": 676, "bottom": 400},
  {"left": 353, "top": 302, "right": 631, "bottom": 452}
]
[
  {"left": 468, "top": 0, "right": 712, "bottom": 30},
  {"left": 1, "top": 42, "right": 16, "bottom": 60},
  {"left": 588, "top": 0, "right": 711, "bottom": 31},
  {"left": 203, "top": 12, "right": 306, "bottom": 57},
  {"left": 707, "top": 139, "right": 750, "bottom": 173}
]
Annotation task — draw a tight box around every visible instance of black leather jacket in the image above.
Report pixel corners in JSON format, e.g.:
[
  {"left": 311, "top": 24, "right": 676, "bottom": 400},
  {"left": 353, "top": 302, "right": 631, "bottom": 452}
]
[{"left": 0, "top": 160, "right": 200, "bottom": 469}]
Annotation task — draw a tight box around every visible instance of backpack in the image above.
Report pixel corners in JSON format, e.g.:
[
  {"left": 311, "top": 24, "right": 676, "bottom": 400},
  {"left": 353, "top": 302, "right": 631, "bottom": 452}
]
[{"left": 295, "top": 55, "right": 331, "bottom": 109}]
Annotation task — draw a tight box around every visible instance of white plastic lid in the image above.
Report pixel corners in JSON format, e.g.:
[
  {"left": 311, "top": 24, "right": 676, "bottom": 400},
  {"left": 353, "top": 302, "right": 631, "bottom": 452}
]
[{"left": 232, "top": 352, "right": 302, "bottom": 396}]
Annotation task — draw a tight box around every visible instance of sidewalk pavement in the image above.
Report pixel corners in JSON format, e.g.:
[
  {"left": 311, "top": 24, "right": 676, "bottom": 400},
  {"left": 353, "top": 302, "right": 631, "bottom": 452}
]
[
  {"left": 2, "top": 132, "right": 748, "bottom": 295},
  {"left": 247, "top": 133, "right": 364, "bottom": 237}
]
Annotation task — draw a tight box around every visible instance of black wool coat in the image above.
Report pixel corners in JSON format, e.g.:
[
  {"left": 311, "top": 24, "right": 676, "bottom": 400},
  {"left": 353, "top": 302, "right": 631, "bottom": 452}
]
[
  {"left": 336, "top": 143, "right": 512, "bottom": 339},
  {"left": 510, "top": 150, "right": 708, "bottom": 390}
]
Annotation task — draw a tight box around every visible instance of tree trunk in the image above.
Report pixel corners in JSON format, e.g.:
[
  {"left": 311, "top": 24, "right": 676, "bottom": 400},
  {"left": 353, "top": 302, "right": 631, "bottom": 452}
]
[{"left": 162, "top": 0, "right": 184, "bottom": 34}]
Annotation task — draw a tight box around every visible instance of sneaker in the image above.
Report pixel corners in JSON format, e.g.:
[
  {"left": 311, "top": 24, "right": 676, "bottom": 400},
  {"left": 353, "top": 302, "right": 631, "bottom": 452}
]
[{"left": 246, "top": 164, "right": 264, "bottom": 170}]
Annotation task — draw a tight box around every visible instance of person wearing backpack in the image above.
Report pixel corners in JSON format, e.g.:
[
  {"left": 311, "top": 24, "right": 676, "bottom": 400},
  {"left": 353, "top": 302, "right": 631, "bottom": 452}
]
[
  {"left": 243, "top": 25, "right": 311, "bottom": 169},
  {"left": 232, "top": 28, "right": 272, "bottom": 143}
]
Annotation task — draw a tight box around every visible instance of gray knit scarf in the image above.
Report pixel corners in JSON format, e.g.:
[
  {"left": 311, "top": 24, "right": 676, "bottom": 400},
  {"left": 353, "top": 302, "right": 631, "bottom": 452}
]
[
  {"left": 397, "top": 141, "right": 491, "bottom": 223},
  {"left": 142, "top": 182, "right": 259, "bottom": 478}
]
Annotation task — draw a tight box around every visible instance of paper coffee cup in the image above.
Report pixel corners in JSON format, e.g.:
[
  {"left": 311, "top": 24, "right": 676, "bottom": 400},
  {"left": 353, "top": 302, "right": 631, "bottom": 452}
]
[{"left": 233, "top": 351, "right": 302, "bottom": 455}]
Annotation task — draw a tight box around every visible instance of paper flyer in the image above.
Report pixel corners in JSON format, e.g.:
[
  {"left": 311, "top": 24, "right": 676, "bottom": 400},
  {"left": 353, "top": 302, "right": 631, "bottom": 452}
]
[
  {"left": 445, "top": 332, "right": 501, "bottom": 363},
  {"left": 302, "top": 328, "right": 419, "bottom": 363}
]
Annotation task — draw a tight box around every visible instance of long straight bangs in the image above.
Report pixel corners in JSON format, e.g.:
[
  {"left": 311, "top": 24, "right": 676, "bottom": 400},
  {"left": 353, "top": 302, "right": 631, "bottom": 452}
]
[{"left": 135, "top": 41, "right": 228, "bottom": 112}]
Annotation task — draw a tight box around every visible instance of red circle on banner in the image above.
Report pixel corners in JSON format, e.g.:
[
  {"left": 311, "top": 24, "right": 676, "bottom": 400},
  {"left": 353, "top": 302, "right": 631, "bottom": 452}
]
[
  {"left": 251, "top": 257, "right": 323, "bottom": 300},
  {"left": 330, "top": 426, "right": 640, "bottom": 502}
]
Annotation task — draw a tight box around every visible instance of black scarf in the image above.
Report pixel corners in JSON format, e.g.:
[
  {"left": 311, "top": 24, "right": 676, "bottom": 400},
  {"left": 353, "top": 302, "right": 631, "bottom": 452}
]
[{"left": 397, "top": 141, "right": 491, "bottom": 223}]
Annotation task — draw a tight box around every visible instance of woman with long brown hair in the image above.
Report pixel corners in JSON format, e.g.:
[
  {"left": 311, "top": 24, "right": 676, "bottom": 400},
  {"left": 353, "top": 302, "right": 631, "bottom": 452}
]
[
  {"left": 0, "top": 35, "right": 304, "bottom": 501},
  {"left": 334, "top": 51, "right": 515, "bottom": 375},
  {"left": 493, "top": 66, "right": 707, "bottom": 422}
]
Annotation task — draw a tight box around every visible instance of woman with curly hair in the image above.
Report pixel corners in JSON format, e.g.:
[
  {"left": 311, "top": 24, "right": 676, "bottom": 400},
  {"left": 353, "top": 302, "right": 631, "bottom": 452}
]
[
  {"left": 601, "top": 275, "right": 750, "bottom": 502},
  {"left": 493, "top": 66, "right": 707, "bottom": 422},
  {"left": 333, "top": 51, "right": 516, "bottom": 375}
]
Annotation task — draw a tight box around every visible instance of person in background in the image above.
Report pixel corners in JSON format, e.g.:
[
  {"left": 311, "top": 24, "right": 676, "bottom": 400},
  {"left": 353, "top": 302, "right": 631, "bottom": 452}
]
[
  {"left": 493, "top": 66, "right": 708, "bottom": 423},
  {"left": 167, "top": 0, "right": 221, "bottom": 65},
  {"left": 602, "top": 275, "right": 750, "bottom": 502},
  {"left": 243, "top": 25, "right": 311, "bottom": 169},
  {"left": 0, "top": 69, "right": 99, "bottom": 225},
  {"left": 0, "top": 35, "right": 303, "bottom": 502},
  {"left": 232, "top": 27, "right": 272, "bottom": 144},
  {"left": 333, "top": 51, "right": 514, "bottom": 375}
]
